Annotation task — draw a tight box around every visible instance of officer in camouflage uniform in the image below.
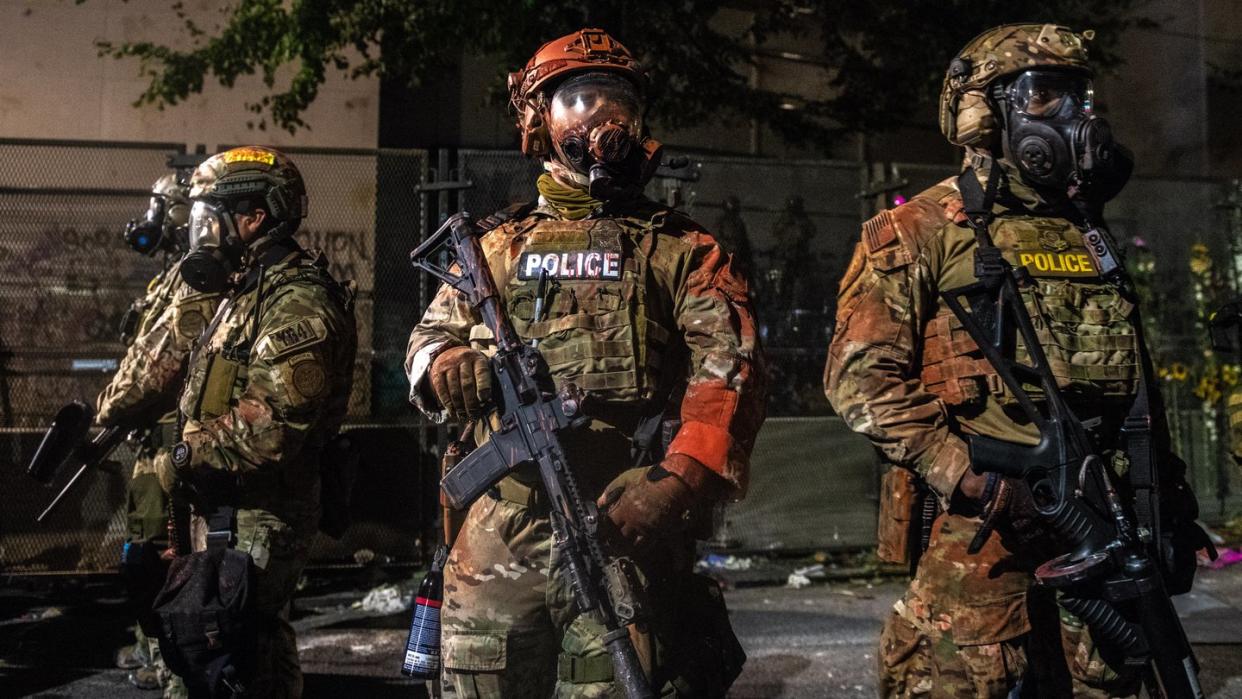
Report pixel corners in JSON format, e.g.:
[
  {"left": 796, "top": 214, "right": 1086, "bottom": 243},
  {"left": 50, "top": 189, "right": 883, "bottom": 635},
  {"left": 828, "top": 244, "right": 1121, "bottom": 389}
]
[
  {"left": 98, "top": 173, "right": 219, "bottom": 696},
  {"left": 157, "top": 146, "right": 357, "bottom": 697},
  {"left": 826, "top": 25, "right": 1203, "bottom": 698},
  {"left": 406, "top": 28, "right": 765, "bottom": 697}
]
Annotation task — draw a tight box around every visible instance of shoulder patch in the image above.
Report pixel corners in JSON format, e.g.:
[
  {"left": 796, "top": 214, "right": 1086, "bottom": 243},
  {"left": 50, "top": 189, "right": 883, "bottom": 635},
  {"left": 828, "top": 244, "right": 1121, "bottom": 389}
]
[
  {"left": 255, "top": 317, "right": 328, "bottom": 360},
  {"left": 863, "top": 210, "right": 897, "bottom": 253}
]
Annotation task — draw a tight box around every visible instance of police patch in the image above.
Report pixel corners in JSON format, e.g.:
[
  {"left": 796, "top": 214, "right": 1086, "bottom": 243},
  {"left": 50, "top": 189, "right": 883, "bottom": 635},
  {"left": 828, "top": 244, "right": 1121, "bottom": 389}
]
[
  {"left": 517, "top": 250, "right": 622, "bottom": 281},
  {"left": 290, "top": 358, "right": 326, "bottom": 400},
  {"left": 256, "top": 317, "right": 328, "bottom": 359},
  {"left": 176, "top": 310, "right": 208, "bottom": 339},
  {"left": 1017, "top": 251, "right": 1097, "bottom": 278}
]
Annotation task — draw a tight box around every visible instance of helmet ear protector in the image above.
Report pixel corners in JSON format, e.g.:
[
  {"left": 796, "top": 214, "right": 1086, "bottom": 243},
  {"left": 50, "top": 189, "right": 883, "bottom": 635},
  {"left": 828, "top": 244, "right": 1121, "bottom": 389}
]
[
  {"left": 509, "top": 72, "right": 552, "bottom": 158},
  {"left": 941, "top": 57, "right": 1004, "bottom": 148}
]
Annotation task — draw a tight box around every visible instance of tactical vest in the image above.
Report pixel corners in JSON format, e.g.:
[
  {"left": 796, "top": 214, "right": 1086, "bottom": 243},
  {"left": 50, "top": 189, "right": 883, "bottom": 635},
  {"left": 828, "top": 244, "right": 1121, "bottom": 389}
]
[
  {"left": 188, "top": 253, "right": 354, "bottom": 423},
  {"left": 482, "top": 211, "right": 676, "bottom": 406},
  {"left": 914, "top": 194, "right": 1141, "bottom": 407},
  {"left": 121, "top": 265, "right": 178, "bottom": 345}
]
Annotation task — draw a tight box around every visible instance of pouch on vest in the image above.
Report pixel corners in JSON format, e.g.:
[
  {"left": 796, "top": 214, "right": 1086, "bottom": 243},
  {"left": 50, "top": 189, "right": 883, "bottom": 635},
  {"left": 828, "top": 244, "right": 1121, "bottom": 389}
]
[
  {"left": 152, "top": 506, "right": 257, "bottom": 698},
  {"left": 876, "top": 466, "right": 919, "bottom": 566},
  {"left": 199, "top": 354, "right": 240, "bottom": 419},
  {"left": 319, "top": 433, "right": 361, "bottom": 539},
  {"left": 505, "top": 219, "right": 665, "bottom": 403}
]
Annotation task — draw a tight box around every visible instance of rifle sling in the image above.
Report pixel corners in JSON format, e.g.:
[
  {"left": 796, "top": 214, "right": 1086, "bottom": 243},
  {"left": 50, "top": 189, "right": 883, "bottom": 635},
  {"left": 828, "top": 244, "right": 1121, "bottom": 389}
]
[{"left": 957, "top": 161, "right": 1161, "bottom": 547}]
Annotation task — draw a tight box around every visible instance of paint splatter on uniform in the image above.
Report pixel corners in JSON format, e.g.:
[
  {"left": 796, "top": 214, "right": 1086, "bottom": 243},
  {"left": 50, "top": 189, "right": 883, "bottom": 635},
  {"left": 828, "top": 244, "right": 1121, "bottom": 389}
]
[
  {"left": 826, "top": 164, "right": 1162, "bottom": 697},
  {"left": 406, "top": 199, "right": 765, "bottom": 695}
]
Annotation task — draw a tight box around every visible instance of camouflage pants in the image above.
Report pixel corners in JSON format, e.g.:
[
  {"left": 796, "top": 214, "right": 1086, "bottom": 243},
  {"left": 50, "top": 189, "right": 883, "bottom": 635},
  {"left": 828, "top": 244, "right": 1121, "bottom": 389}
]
[
  {"left": 442, "top": 488, "right": 740, "bottom": 698},
  {"left": 127, "top": 454, "right": 169, "bottom": 542},
  {"left": 189, "top": 507, "right": 310, "bottom": 698},
  {"left": 124, "top": 454, "right": 188, "bottom": 697},
  {"left": 877, "top": 512, "right": 1141, "bottom": 698}
]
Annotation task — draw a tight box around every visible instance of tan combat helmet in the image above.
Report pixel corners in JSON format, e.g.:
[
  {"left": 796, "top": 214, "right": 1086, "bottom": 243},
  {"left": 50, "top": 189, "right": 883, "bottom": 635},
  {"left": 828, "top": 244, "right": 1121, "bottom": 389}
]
[
  {"left": 939, "top": 23, "right": 1094, "bottom": 147},
  {"left": 189, "top": 146, "right": 308, "bottom": 227}
]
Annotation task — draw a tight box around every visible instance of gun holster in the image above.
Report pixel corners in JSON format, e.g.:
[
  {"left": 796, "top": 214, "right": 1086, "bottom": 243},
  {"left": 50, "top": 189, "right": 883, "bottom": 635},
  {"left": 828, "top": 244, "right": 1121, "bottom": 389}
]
[
  {"left": 442, "top": 426, "right": 477, "bottom": 548},
  {"left": 877, "top": 466, "right": 924, "bottom": 568}
]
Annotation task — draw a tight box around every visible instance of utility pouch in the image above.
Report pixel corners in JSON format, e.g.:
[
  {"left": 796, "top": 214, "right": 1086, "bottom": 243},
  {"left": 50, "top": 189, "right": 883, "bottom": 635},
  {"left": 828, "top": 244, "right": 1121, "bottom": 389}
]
[
  {"left": 656, "top": 573, "right": 746, "bottom": 696},
  {"left": 119, "top": 302, "right": 143, "bottom": 345},
  {"left": 200, "top": 354, "right": 240, "bottom": 419},
  {"left": 152, "top": 506, "right": 256, "bottom": 699},
  {"left": 319, "top": 433, "right": 361, "bottom": 539},
  {"left": 876, "top": 466, "right": 919, "bottom": 566}
]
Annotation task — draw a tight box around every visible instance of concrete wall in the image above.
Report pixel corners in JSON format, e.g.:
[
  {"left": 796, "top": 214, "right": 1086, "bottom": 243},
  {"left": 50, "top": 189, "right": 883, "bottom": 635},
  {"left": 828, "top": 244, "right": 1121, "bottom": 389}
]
[{"left": 0, "top": 0, "right": 379, "bottom": 149}]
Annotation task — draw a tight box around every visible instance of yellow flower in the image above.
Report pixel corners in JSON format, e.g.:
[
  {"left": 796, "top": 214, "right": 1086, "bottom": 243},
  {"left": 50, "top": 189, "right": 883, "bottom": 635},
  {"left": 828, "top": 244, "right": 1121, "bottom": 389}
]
[{"left": 1167, "top": 363, "right": 1190, "bottom": 382}]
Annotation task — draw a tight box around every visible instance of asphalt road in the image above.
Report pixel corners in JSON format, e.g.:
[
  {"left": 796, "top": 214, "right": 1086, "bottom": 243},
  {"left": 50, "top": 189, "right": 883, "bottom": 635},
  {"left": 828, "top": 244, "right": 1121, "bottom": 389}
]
[{"left": 4, "top": 565, "right": 1242, "bottom": 697}]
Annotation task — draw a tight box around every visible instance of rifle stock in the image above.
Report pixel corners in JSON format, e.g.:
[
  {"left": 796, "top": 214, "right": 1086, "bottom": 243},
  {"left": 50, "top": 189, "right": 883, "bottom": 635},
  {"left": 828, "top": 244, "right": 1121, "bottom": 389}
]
[{"left": 28, "top": 401, "right": 128, "bottom": 522}]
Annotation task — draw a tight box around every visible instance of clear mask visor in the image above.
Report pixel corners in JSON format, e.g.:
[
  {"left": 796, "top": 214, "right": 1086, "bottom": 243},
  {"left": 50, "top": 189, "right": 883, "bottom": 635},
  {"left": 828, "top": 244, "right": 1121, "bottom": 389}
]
[
  {"left": 547, "top": 73, "right": 643, "bottom": 143},
  {"left": 1007, "top": 70, "right": 1093, "bottom": 118},
  {"left": 188, "top": 200, "right": 226, "bottom": 249},
  {"left": 144, "top": 196, "right": 166, "bottom": 225}
]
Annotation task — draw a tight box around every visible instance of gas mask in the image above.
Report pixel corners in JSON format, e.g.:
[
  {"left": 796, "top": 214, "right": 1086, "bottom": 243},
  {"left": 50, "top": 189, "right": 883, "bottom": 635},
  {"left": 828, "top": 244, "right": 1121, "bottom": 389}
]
[
  {"left": 180, "top": 200, "right": 245, "bottom": 293},
  {"left": 1002, "top": 70, "right": 1132, "bottom": 203},
  {"left": 123, "top": 195, "right": 190, "bottom": 255},
  {"left": 547, "top": 72, "right": 662, "bottom": 200}
]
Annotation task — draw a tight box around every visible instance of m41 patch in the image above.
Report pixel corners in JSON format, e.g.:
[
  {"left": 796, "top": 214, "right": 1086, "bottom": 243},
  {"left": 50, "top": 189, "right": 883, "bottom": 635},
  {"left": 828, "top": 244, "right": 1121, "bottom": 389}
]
[
  {"left": 518, "top": 250, "right": 622, "bottom": 281},
  {"left": 256, "top": 317, "right": 328, "bottom": 359}
]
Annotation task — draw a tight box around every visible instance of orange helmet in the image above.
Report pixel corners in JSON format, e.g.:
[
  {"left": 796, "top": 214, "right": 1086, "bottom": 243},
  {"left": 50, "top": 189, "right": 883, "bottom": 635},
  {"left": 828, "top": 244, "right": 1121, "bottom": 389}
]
[{"left": 508, "top": 28, "right": 646, "bottom": 157}]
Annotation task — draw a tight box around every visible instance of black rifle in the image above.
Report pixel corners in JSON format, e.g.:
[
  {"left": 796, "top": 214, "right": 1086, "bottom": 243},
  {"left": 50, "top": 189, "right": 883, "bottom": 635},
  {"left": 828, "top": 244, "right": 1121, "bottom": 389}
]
[
  {"left": 941, "top": 167, "right": 1203, "bottom": 698},
  {"left": 410, "top": 213, "right": 654, "bottom": 699},
  {"left": 27, "top": 401, "right": 127, "bottom": 522}
]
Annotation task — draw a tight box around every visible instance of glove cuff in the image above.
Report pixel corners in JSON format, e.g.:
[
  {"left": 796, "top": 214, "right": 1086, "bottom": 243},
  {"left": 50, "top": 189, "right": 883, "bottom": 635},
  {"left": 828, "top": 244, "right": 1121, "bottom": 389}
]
[{"left": 659, "top": 453, "right": 724, "bottom": 500}]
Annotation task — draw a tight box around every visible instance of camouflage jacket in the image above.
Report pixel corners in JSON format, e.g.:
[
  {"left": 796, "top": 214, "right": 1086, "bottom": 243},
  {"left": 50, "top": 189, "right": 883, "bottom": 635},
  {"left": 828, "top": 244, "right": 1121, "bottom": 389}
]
[
  {"left": 96, "top": 258, "right": 222, "bottom": 428},
  {"left": 406, "top": 199, "right": 766, "bottom": 495},
  {"left": 826, "top": 168, "right": 1155, "bottom": 505},
  {"left": 176, "top": 244, "right": 356, "bottom": 532}
]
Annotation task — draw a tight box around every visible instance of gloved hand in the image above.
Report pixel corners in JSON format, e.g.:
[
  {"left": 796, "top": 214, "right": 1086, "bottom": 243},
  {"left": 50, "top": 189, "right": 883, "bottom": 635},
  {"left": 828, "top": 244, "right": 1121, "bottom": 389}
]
[
  {"left": 597, "top": 454, "right": 723, "bottom": 552},
  {"left": 957, "top": 469, "right": 1046, "bottom": 554},
  {"left": 429, "top": 346, "right": 493, "bottom": 420}
]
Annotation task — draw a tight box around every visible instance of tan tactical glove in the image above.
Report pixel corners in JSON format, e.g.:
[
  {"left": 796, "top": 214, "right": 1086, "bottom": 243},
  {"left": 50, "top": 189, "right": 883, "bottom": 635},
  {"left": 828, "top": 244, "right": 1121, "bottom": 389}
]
[
  {"left": 429, "top": 346, "right": 493, "bottom": 420},
  {"left": 598, "top": 454, "right": 723, "bottom": 552}
]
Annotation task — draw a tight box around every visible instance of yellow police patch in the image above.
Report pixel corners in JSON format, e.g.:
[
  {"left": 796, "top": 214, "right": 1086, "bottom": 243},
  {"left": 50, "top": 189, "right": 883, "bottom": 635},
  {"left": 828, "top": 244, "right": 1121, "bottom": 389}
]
[
  {"left": 1017, "top": 251, "right": 1097, "bottom": 278},
  {"left": 221, "top": 147, "right": 276, "bottom": 166},
  {"left": 256, "top": 317, "right": 328, "bottom": 360}
]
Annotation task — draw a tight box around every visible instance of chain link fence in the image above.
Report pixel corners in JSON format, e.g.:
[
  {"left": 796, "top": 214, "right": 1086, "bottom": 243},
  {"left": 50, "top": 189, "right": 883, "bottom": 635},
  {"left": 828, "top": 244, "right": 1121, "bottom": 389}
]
[
  {"left": 3, "top": 140, "right": 1240, "bottom": 572},
  {"left": 0, "top": 141, "right": 434, "bottom": 574}
]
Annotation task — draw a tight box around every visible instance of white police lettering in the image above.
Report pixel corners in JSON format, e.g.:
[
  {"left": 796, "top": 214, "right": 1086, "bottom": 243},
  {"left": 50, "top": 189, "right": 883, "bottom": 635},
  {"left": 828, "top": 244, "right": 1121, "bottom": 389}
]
[{"left": 517, "top": 250, "right": 623, "bottom": 280}]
